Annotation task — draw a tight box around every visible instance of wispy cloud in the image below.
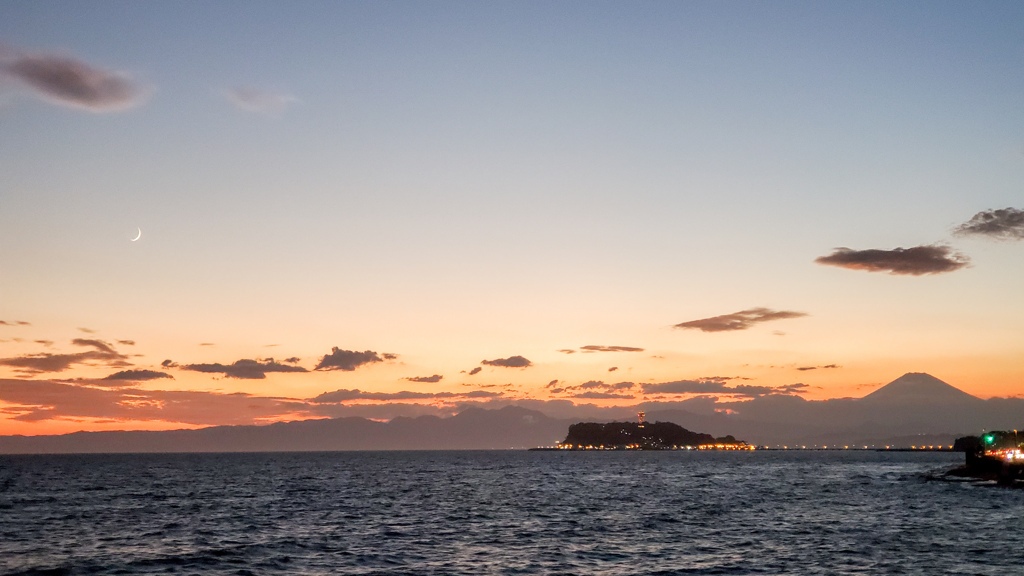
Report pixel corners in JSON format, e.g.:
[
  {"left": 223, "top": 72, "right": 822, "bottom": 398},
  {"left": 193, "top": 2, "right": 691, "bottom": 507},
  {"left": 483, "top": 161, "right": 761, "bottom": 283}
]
[
  {"left": 0, "top": 48, "right": 148, "bottom": 112},
  {"left": 796, "top": 364, "right": 840, "bottom": 371},
  {"left": 405, "top": 374, "right": 443, "bottom": 383},
  {"left": 0, "top": 321, "right": 30, "bottom": 326},
  {"left": 225, "top": 86, "right": 295, "bottom": 115},
  {"left": 674, "top": 308, "right": 807, "bottom": 332},
  {"left": 954, "top": 207, "right": 1024, "bottom": 240},
  {"left": 72, "top": 338, "right": 120, "bottom": 356},
  {"left": 181, "top": 358, "right": 308, "bottom": 380},
  {"left": 314, "top": 348, "right": 391, "bottom": 371},
  {"left": 481, "top": 356, "right": 532, "bottom": 368},
  {"left": 467, "top": 367, "right": 482, "bottom": 376},
  {"left": 814, "top": 245, "right": 969, "bottom": 275}
]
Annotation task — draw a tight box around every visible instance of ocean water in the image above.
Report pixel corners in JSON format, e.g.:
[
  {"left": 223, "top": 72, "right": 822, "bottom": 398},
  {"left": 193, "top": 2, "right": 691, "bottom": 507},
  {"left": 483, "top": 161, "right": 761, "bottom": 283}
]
[{"left": 0, "top": 450, "right": 1020, "bottom": 575}]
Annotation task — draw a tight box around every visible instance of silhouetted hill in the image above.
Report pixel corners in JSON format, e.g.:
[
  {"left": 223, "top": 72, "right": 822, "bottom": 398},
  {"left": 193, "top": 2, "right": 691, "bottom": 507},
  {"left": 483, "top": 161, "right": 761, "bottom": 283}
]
[{"left": 0, "top": 406, "right": 570, "bottom": 454}]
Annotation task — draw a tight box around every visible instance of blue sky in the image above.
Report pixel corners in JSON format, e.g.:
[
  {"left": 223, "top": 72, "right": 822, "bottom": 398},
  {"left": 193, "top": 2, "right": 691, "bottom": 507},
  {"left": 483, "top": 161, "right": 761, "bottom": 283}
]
[{"left": 1, "top": 1, "right": 1022, "bottom": 434}]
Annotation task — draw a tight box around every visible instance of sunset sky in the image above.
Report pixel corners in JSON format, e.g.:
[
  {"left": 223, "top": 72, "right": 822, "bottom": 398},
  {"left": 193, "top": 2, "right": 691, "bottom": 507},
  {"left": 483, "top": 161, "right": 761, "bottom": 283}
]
[{"left": 1, "top": 1, "right": 1022, "bottom": 436}]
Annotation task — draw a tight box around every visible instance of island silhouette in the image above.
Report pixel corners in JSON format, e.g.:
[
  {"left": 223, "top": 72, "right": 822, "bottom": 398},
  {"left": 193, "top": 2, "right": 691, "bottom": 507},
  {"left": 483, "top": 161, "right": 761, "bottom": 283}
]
[{"left": 557, "top": 420, "right": 747, "bottom": 450}]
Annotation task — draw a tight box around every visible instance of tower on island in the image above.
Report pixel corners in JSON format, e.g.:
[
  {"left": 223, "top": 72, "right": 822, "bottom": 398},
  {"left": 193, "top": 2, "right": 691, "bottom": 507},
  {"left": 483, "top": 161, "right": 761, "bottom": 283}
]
[{"left": 638, "top": 411, "right": 645, "bottom": 427}]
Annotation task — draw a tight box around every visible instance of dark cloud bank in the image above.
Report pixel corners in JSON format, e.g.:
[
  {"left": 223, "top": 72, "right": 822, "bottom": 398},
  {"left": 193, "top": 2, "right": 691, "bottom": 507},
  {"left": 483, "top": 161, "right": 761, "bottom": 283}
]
[{"left": 815, "top": 245, "right": 969, "bottom": 275}]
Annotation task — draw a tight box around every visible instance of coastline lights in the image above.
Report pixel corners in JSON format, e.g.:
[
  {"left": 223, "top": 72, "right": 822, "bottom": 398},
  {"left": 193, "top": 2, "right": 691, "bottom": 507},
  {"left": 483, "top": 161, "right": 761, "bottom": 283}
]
[
  {"left": 990, "top": 448, "right": 1024, "bottom": 462},
  {"left": 696, "top": 443, "right": 756, "bottom": 451},
  {"left": 557, "top": 443, "right": 754, "bottom": 451}
]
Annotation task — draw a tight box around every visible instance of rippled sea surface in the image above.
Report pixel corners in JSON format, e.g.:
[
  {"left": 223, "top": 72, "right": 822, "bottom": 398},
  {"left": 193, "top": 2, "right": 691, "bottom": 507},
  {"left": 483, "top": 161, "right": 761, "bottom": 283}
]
[{"left": 1, "top": 450, "right": 1021, "bottom": 575}]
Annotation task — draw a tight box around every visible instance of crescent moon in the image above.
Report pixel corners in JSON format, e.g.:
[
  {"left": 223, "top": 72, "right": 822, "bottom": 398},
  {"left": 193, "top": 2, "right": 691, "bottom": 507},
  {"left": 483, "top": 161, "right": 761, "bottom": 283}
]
[{"left": 131, "top": 228, "right": 142, "bottom": 242}]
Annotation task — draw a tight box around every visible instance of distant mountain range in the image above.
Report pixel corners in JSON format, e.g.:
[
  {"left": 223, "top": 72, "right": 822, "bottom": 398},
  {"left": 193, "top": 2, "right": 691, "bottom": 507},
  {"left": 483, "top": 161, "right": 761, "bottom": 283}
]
[
  {"left": 0, "top": 406, "right": 572, "bottom": 454},
  {"left": 642, "top": 373, "right": 1022, "bottom": 448},
  {"left": 1, "top": 373, "right": 1020, "bottom": 453}
]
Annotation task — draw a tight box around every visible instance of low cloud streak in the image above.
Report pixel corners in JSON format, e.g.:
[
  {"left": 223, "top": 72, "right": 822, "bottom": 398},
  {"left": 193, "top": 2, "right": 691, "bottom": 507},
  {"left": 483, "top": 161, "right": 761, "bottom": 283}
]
[
  {"left": 580, "top": 345, "right": 644, "bottom": 353},
  {"left": 0, "top": 339, "right": 130, "bottom": 373},
  {"left": 405, "top": 374, "right": 443, "bottom": 383},
  {"left": 674, "top": 308, "right": 807, "bottom": 332}
]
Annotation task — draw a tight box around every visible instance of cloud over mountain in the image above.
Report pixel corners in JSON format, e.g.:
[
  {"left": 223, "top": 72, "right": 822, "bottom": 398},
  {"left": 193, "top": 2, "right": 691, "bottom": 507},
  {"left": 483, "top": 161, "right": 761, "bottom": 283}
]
[
  {"left": 182, "top": 358, "right": 308, "bottom": 379},
  {"left": 481, "top": 356, "right": 532, "bottom": 368},
  {"left": 814, "top": 245, "right": 969, "bottom": 275},
  {"left": 674, "top": 308, "right": 807, "bottom": 332},
  {"left": 954, "top": 207, "right": 1024, "bottom": 240},
  {"left": 0, "top": 49, "right": 148, "bottom": 111},
  {"left": 314, "top": 348, "right": 389, "bottom": 371}
]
